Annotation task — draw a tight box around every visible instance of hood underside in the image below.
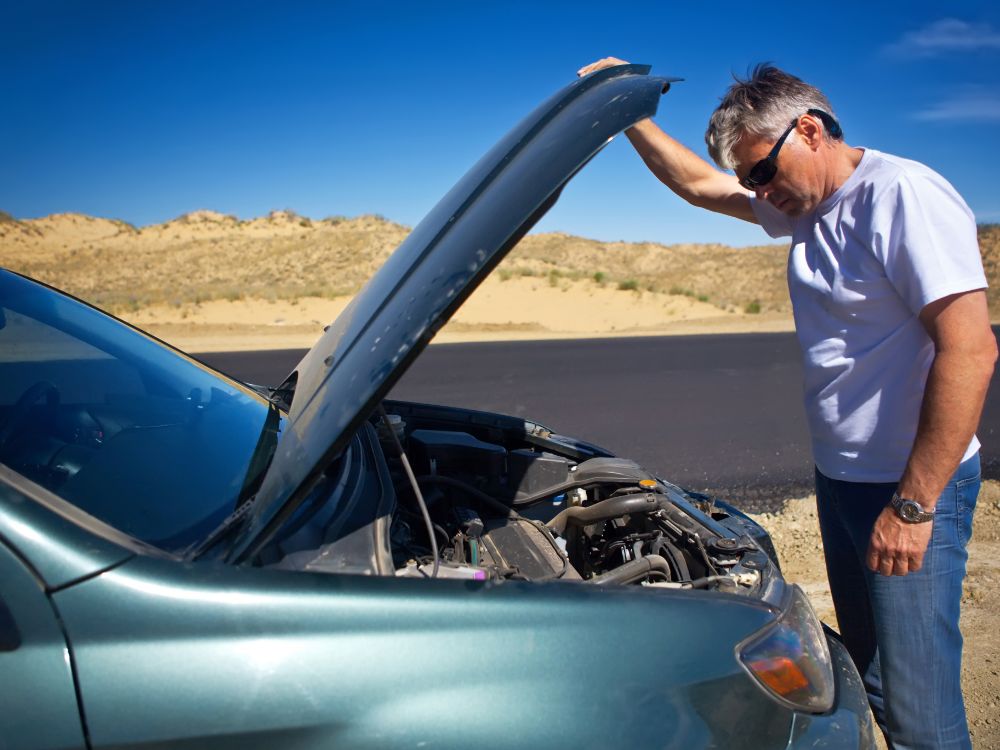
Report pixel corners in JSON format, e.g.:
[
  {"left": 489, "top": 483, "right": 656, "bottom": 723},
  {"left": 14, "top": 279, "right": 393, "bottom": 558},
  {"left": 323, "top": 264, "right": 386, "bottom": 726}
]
[{"left": 230, "top": 65, "right": 675, "bottom": 562}]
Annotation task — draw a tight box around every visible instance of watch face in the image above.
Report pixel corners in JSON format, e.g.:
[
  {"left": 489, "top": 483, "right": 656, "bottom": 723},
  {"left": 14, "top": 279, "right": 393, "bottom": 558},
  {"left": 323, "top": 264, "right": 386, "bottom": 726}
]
[{"left": 891, "top": 493, "right": 932, "bottom": 522}]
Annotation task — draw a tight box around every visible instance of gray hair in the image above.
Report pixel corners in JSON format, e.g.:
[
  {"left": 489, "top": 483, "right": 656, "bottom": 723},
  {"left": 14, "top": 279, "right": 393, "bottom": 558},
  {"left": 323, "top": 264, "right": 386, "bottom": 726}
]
[{"left": 706, "top": 64, "right": 840, "bottom": 171}]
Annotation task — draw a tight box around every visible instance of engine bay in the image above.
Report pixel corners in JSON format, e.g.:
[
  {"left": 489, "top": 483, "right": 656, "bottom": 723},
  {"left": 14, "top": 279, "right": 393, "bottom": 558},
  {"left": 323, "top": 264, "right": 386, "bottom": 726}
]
[
  {"left": 375, "top": 404, "right": 773, "bottom": 594},
  {"left": 262, "top": 402, "right": 776, "bottom": 595}
]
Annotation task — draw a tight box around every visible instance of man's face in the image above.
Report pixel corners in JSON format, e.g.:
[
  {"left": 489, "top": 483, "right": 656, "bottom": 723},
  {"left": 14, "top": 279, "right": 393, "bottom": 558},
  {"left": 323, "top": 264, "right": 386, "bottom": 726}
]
[{"left": 732, "top": 127, "right": 823, "bottom": 217}]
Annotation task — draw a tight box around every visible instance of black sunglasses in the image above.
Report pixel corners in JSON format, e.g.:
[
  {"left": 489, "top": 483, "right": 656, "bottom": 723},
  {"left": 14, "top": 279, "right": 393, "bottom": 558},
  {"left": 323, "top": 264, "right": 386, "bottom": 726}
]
[{"left": 738, "top": 109, "right": 842, "bottom": 191}]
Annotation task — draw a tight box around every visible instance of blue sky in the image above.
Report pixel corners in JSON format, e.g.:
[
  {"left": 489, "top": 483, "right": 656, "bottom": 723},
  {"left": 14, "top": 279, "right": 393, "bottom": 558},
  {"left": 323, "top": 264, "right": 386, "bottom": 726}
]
[{"left": 4, "top": 0, "right": 999, "bottom": 246}]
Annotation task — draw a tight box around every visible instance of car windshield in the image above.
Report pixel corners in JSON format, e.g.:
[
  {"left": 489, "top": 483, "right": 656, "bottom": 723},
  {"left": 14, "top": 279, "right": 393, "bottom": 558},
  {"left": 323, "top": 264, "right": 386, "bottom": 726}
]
[{"left": 0, "top": 270, "right": 279, "bottom": 551}]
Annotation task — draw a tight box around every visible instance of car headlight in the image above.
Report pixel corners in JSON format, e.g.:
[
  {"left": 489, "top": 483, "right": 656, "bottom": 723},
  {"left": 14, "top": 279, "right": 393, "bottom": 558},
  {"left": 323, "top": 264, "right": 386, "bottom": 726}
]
[{"left": 737, "top": 584, "right": 835, "bottom": 713}]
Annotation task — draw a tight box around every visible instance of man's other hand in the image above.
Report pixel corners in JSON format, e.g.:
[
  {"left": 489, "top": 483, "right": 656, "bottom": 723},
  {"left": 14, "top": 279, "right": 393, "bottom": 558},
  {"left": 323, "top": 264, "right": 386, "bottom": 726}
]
[
  {"left": 577, "top": 57, "right": 630, "bottom": 77},
  {"left": 866, "top": 507, "right": 933, "bottom": 576}
]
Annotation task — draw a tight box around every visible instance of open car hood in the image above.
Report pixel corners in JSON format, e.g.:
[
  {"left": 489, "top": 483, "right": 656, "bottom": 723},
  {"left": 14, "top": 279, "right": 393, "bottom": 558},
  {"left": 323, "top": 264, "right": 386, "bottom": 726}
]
[{"left": 229, "top": 65, "right": 675, "bottom": 562}]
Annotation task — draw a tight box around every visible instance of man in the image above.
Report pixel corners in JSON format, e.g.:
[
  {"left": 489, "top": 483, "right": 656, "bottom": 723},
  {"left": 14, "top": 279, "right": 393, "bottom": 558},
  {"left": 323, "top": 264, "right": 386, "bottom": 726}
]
[{"left": 577, "top": 59, "right": 996, "bottom": 749}]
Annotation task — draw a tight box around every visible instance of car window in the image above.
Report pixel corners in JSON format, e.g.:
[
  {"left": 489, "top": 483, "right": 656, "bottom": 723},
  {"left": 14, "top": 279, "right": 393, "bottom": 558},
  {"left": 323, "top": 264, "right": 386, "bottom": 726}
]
[
  {"left": 0, "top": 271, "right": 278, "bottom": 551},
  {"left": 0, "top": 308, "right": 145, "bottom": 404}
]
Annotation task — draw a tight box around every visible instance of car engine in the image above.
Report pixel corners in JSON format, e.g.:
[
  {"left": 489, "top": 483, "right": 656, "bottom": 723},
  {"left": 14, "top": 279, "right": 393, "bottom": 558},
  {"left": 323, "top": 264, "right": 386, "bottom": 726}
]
[{"left": 371, "top": 407, "right": 773, "bottom": 594}]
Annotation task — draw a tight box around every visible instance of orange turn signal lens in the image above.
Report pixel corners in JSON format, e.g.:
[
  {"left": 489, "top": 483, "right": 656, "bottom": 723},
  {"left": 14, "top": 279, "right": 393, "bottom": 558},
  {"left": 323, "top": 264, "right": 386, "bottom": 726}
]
[
  {"left": 737, "top": 585, "right": 834, "bottom": 713},
  {"left": 746, "top": 656, "right": 810, "bottom": 696}
]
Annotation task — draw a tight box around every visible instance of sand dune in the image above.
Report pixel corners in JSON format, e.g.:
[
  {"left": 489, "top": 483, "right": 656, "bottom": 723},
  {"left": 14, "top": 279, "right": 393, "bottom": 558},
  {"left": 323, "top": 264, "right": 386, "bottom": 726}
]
[
  {"left": 2, "top": 210, "right": 996, "bottom": 352},
  {"left": 125, "top": 275, "right": 794, "bottom": 352}
]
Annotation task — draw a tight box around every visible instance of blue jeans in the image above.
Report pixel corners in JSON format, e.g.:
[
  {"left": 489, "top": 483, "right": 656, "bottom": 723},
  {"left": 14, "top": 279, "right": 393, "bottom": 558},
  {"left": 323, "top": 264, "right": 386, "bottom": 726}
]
[{"left": 815, "top": 454, "right": 980, "bottom": 750}]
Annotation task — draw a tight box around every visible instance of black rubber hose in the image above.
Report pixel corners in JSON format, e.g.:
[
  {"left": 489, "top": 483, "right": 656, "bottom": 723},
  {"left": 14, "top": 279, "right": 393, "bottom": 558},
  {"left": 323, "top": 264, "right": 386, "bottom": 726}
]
[
  {"left": 652, "top": 535, "right": 691, "bottom": 581},
  {"left": 589, "top": 554, "right": 672, "bottom": 586},
  {"left": 547, "top": 493, "right": 665, "bottom": 536}
]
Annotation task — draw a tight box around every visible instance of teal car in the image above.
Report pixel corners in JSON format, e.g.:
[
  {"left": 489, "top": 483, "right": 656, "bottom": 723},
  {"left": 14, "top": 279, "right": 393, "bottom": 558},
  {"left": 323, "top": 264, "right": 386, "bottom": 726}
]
[{"left": 0, "top": 66, "right": 875, "bottom": 749}]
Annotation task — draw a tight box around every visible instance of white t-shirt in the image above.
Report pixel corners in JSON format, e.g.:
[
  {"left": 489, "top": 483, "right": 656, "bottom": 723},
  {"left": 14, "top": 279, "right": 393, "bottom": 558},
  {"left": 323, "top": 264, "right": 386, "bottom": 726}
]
[{"left": 752, "top": 148, "right": 987, "bottom": 482}]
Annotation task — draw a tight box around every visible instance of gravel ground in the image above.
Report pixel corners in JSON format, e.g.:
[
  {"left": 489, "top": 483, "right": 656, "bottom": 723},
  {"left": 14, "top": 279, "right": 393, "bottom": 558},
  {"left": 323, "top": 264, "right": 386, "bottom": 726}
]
[{"left": 747, "top": 480, "right": 1000, "bottom": 749}]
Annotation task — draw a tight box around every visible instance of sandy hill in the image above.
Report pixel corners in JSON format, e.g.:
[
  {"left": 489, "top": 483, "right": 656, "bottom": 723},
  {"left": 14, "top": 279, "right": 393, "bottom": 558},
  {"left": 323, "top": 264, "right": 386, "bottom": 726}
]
[
  {"left": 2, "top": 209, "right": 998, "bottom": 321},
  {"left": 0, "top": 209, "right": 408, "bottom": 312}
]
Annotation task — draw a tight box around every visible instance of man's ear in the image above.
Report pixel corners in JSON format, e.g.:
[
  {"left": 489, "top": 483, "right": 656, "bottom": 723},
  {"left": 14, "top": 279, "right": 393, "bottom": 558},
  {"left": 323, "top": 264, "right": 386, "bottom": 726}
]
[{"left": 797, "top": 114, "right": 824, "bottom": 150}]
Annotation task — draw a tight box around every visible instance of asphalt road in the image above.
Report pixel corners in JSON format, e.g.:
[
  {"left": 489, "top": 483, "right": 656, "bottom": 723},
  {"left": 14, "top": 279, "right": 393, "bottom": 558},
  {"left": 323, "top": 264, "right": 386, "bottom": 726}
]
[{"left": 198, "top": 330, "right": 1000, "bottom": 510}]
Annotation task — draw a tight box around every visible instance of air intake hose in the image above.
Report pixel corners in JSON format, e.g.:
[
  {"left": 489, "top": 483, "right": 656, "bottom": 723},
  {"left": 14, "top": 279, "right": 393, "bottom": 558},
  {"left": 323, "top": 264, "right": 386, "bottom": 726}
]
[
  {"left": 546, "top": 492, "right": 666, "bottom": 536},
  {"left": 588, "top": 554, "right": 672, "bottom": 585}
]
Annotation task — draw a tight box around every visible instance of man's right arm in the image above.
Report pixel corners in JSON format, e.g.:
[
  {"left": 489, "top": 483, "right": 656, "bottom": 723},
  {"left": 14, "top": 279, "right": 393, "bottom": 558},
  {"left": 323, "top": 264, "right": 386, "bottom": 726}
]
[
  {"left": 624, "top": 118, "right": 756, "bottom": 223},
  {"left": 577, "top": 57, "right": 756, "bottom": 224}
]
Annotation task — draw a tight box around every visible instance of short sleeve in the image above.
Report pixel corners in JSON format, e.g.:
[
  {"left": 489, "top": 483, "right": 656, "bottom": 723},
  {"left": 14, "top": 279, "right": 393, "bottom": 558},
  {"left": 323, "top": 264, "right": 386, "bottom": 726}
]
[
  {"left": 870, "top": 170, "right": 987, "bottom": 316},
  {"left": 750, "top": 195, "right": 794, "bottom": 238}
]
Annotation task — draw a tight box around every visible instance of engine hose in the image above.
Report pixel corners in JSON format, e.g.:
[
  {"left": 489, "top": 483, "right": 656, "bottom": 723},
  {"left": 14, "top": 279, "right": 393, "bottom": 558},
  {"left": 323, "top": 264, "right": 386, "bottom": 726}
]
[
  {"left": 547, "top": 492, "right": 666, "bottom": 536},
  {"left": 652, "top": 536, "right": 690, "bottom": 581},
  {"left": 588, "top": 554, "right": 672, "bottom": 586}
]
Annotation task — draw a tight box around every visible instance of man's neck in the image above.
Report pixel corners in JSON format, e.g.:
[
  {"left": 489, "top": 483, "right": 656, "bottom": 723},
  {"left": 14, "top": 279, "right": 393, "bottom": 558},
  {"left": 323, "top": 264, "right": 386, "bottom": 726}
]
[{"left": 824, "top": 144, "right": 864, "bottom": 198}]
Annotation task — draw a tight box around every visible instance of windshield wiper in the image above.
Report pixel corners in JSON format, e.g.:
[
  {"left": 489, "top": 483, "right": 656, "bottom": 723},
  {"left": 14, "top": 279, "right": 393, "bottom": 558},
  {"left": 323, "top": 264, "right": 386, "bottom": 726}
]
[{"left": 186, "top": 496, "right": 257, "bottom": 560}]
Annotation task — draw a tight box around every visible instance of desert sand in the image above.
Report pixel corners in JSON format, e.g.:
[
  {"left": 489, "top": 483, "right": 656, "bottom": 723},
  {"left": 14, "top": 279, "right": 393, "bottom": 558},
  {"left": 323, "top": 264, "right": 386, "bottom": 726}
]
[
  {"left": 5, "top": 211, "right": 997, "bottom": 353},
  {"left": 124, "top": 276, "right": 795, "bottom": 352}
]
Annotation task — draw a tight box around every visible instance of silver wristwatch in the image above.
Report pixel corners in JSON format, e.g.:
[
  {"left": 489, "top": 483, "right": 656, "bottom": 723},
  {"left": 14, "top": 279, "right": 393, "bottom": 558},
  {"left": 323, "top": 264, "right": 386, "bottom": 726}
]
[{"left": 890, "top": 492, "right": 934, "bottom": 523}]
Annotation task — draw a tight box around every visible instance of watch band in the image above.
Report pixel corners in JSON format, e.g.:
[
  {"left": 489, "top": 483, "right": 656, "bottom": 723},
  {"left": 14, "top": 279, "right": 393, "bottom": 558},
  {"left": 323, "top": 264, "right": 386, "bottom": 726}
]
[{"left": 890, "top": 492, "right": 935, "bottom": 523}]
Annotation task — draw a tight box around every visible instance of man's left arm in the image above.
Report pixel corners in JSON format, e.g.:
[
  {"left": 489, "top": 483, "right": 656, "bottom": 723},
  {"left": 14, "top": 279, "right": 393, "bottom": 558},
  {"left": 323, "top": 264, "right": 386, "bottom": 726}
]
[{"left": 866, "top": 289, "right": 997, "bottom": 576}]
